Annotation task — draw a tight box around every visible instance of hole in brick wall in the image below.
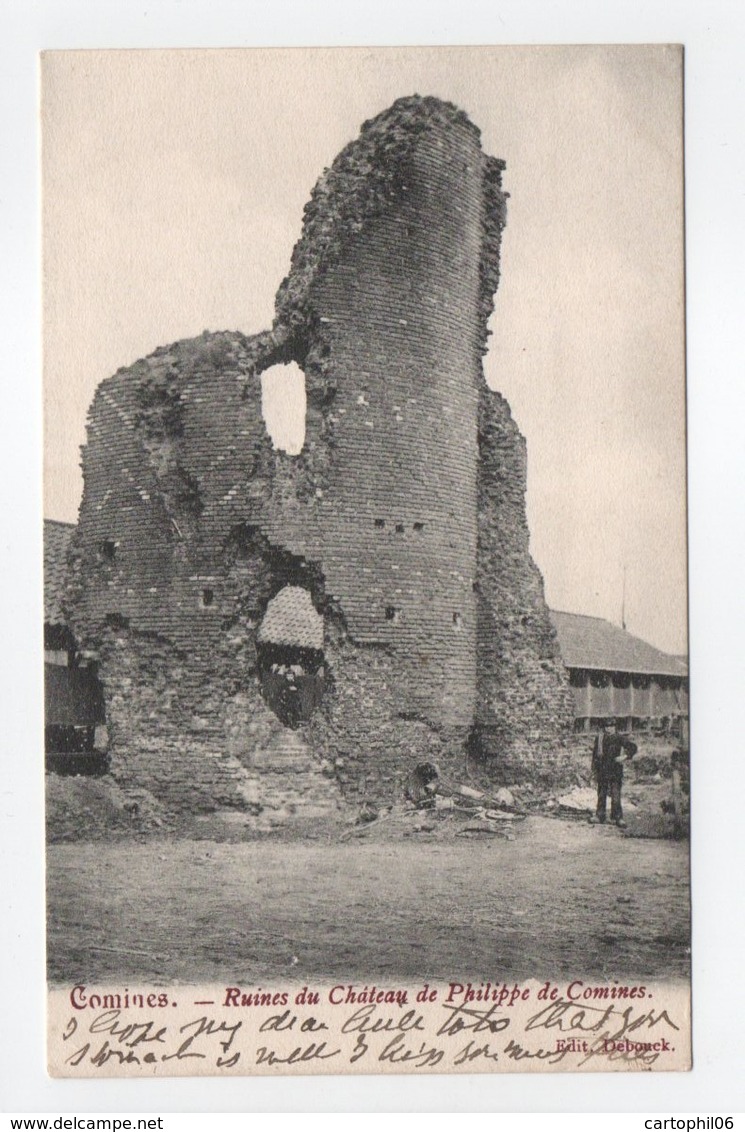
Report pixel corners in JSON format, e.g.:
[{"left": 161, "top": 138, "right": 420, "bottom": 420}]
[
  {"left": 413, "top": 522, "right": 424, "bottom": 532},
  {"left": 261, "top": 361, "right": 307, "bottom": 455},
  {"left": 100, "top": 539, "right": 117, "bottom": 561},
  {"left": 385, "top": 606, "right": 400, "bottom": 623},
  {"left": 395, "top": 523, "right": 405, "bottom": 534},
  {"left": 453, "top": 612, "right": 462, "bottom": 630},
  {"left": 201, "top": 588, "right": 215, "bottom": 608},
  {"left": 230, "top": 523, "right": 262, "bottom": 558},
  {"left": 256, "top": 585, "right": 325, "bottom": 728},
  {"left": 374, "top": 519, "right": 385, "bottom": 529},
  {"left": 105, "top": 613, "right": 129, "bottom": 630}
]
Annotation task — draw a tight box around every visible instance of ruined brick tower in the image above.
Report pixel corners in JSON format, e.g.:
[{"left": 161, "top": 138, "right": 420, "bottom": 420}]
[{"left": 66, "top": 96, "right": 573, "bottom": 823}]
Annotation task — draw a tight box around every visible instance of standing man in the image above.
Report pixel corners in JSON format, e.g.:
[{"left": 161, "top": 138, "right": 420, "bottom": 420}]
[{"left": 590, "top": 720, "right": 637, "bottom": 828}]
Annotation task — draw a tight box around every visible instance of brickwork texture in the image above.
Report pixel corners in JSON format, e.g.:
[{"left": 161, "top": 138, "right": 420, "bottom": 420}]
[{"left": 66, "top": 96, "right": 573, "bottom": 822}]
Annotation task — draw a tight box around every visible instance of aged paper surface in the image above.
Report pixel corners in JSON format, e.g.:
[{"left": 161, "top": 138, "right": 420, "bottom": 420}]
[
  {"left": 42, "top": 46, "right": 689, "bottom": 1079},
  {"left": 48, "top": 981, "right": 690, "bottom": 1076}
]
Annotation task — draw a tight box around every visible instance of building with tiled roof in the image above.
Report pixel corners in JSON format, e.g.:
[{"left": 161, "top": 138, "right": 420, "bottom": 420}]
[
  {"left": 549, "top": 610, "right": 688, "bottom": 732},
  {"left": 44, "top": 519, "right": 75, "bottom": 631}
]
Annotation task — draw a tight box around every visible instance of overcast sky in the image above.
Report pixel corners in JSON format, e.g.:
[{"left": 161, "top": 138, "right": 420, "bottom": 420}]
[{"left": 42, "top": 45, "right": 687, "bottom": 653}]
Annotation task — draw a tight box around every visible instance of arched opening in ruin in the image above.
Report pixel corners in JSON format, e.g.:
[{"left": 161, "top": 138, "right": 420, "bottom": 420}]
[
  {"left": 256, "top": 585, "right": 325, "bottom": 728},
  {"left": 260, "top": 361, "right": 307, "bottom": 454}
]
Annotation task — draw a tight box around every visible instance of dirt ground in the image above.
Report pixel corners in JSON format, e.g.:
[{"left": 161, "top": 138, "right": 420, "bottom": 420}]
[{"left": 47, "top": 814, "right": 690, "bottom": 986}]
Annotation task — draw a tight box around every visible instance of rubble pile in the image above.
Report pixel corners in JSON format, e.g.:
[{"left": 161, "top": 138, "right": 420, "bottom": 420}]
[{"left": 343, "top": 765, "right": 527, "bottom": 842}]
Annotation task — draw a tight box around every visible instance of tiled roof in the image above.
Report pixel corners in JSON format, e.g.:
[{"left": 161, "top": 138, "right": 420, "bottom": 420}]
[
  {"left": 549, "top": 609, "right": 687, "bottom": 678},
  {"left": 257, "top": 586, "right": 324, "bottom": 650},
  {"left": 44, "top": 519, "right": 74, "bottom": 626}
]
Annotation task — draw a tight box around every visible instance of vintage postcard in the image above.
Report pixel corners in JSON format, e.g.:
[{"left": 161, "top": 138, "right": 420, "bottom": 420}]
[{"left": 42, "top": 45, "right": 689, "bottom": 1077}]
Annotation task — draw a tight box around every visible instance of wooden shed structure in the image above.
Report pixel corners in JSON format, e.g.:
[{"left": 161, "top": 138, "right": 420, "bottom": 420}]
[
  {"left": 44, "top": 519, "right": 106, "bottom": 758},
  {"left": 549, "top": 609, "right": 688, "bottom": 733}
]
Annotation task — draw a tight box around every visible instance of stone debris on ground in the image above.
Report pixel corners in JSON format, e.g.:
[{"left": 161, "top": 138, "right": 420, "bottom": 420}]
[
  {"left": 555, "top": 785, "right": 638, "bottom": 816},
  {"left": 45, "top": 741, "right": 684, "bottom": 844},
  {"left": 555, "top": 786, "right": 599, "bottom": 813},
  {"left": 46, "top": 774, "right": 172, "bottom": 842},
  {"left": 345, "top": 775, "right": 529, "bottom": 842},
  {"left": 456, "top": 784, "right": 485, "bottom": 801}
]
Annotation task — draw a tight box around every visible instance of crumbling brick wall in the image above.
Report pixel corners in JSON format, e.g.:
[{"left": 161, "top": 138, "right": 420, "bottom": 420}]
[
  {"left": 474, "top": 390, "right": 575, "bottom": 783},
  {"left": 66, "top": 95, "right": 572, "bottom": 819}
]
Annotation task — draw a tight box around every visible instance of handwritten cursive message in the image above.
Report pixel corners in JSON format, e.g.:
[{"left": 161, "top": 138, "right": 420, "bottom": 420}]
[{"left": 48, "top": 980, "right": 690, "bottom": 1077}]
